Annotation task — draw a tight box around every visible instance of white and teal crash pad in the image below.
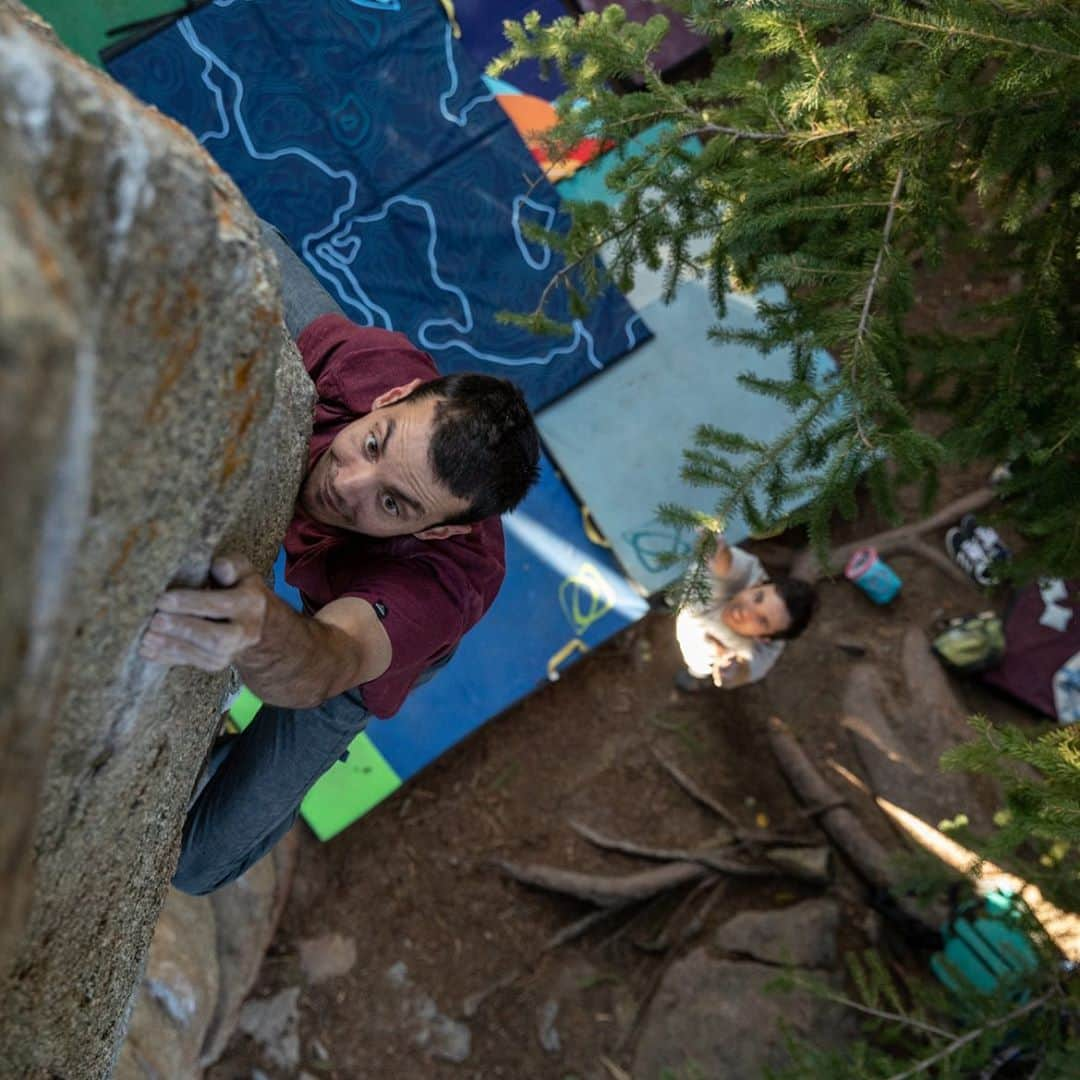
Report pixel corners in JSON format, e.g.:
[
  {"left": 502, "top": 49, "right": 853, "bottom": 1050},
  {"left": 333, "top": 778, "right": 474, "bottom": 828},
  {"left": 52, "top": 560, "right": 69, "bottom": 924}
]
[{"left": 542, "top": 124, "right": 837, "bottom": 595}]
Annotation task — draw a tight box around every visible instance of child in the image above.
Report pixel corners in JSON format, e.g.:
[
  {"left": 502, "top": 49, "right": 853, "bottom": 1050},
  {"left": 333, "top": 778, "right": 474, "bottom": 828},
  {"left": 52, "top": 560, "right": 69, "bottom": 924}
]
[{"left": 675, "top": 533, "right": 817, "bottom": 691}]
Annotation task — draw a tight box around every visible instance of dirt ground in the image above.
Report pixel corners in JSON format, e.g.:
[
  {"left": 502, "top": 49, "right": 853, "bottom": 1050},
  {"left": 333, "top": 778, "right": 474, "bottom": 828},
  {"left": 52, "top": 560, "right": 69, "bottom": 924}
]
[{"left": 207, "top": 473, "right": 1045, "bottom": 1080}]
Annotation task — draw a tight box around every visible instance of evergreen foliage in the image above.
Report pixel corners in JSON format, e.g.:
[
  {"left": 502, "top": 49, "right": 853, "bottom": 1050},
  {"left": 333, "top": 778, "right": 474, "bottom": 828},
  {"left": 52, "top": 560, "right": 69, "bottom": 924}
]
[
  {"left": 493, "top": 0, "right": 1080, "bottom": 578},
  {"left": 942, "top": 717, "right": 1080, "bottom": 911},
  {"left": 493, "top": 7, "right": 1080, "bottom": 1074},
  {"left": 768, "top": 947, "right": 1078, "bottom": 1078}
]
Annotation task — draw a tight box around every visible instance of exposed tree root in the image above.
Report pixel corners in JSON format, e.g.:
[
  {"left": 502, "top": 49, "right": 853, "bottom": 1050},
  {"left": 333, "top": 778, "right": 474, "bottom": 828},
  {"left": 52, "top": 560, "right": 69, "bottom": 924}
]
[
  {"left": 569, "top": 820, "right": 830, "bottom": 884},
  {"left": 652, "top": 750, "right": 740, "bottom": 828},
  {"left": 495, "top": 858, "right": 709, "bottom": 908},
  {"left": 653, "top": 750, "right": 822, "bottom": 848},
  {"left": 790, "top": 487, "right": 995, "bottom": 584},
  {"left": 766, "top": 716, "right": 895, "bottom": 890}
]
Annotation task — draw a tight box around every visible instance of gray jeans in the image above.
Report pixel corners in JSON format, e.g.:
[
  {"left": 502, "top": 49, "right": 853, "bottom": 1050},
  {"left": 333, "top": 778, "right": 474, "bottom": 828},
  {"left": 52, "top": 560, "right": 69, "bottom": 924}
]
[
  {"left": 172, "top": 689, "right": 371, "bottom": 895},
  {"left": 258, "top": 218, "right": 346, "bottom": 338}
]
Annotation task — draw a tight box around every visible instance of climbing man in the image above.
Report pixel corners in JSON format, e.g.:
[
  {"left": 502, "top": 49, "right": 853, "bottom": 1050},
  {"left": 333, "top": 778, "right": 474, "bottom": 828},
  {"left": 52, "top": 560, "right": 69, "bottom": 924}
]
[{"left": 140, "top": 222, "right": 541, "bottom": 894}]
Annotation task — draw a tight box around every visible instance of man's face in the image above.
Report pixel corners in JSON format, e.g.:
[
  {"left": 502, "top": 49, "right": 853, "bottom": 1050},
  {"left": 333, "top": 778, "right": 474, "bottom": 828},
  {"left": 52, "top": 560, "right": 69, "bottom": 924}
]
[
  {"left": 721, "top": 583, "right": 790, "bottom": 640},
  {"left": 299, "top": 385, "right": 472, "bottom": 539}
]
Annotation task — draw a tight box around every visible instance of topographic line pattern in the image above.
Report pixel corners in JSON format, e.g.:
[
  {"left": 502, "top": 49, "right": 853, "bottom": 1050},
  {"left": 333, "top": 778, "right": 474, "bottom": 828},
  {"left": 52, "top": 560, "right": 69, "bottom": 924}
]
[{"left": 108, "top": 0, "right": 650, "bottom": 407}]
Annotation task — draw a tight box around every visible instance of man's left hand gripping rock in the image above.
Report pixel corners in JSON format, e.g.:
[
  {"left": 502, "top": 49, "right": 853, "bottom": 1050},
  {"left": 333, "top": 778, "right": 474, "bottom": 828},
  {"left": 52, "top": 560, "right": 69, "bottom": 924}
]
[{"left": 139, "top": 555, "right": 268, "bottom": 672}]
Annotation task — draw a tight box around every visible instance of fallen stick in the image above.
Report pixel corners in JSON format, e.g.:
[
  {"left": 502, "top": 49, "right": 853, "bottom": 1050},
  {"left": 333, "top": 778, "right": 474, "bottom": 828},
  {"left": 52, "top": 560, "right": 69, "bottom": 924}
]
[
  {"left": 653, "top": 751, "right": 822, "bottom": 847},
  {"left": 653, "top": 750, "right": 740, "bottom": 829},
  {"left": 597, "top": 890, "right": 669, "bottom": 951},
  {"left": 462, "top": 967, "right": 526, "bottom": 1018},
  {"left": 680, "top": 878, "right": 726, "bottom": 942},
  {"left": 791, "top": 487, "right": 995, "bottom": 582},
  {"left": 766, "top": 716, "right": 895, "bottom": 891},
  {"left": 495, "top": 858, "right": 708, "bottom": 908},
  {"left": 635, "top": 874, "right": 720, "bottom": 953},
  {"left": 543, "top": 906, "right": 622, "bottom": 951},
  {"left": 568, "top": 821, "right": 801, "bottom": 880}
]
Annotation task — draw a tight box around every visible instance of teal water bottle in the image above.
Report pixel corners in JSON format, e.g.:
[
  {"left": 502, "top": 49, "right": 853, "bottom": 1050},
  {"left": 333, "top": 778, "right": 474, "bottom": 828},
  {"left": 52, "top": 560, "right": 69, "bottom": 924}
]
[{"left": 844, "top": 547, "right": 902, "bottom": 604}]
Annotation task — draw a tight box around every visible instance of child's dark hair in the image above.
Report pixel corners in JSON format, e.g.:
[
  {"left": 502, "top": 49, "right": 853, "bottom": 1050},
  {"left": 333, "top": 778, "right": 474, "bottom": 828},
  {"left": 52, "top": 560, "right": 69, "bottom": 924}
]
[{"left": 769, "top": 576, "right": 818, "bottom": 640}]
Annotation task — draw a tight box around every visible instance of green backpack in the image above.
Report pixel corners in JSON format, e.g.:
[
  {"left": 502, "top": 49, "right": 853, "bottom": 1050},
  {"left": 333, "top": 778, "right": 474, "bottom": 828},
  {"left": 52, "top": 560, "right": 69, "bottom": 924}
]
[{"left": 931, "top": 611, "right": 1005, "bottom": 674}]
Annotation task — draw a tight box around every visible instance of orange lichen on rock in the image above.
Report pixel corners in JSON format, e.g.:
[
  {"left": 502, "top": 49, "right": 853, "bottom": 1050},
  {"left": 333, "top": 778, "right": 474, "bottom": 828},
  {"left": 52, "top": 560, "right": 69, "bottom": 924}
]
[
  {"left": 147, "top": 325, "right": 202, "bottom": 423},
  {"left": 233, "top": 353, "right": 257, "bottom": 392},
  {"left": 219, "top": 389, "right": 261, "bottom": 485},
  {"left": 15, "top": 191, "right": 69, "bottom": 304}
]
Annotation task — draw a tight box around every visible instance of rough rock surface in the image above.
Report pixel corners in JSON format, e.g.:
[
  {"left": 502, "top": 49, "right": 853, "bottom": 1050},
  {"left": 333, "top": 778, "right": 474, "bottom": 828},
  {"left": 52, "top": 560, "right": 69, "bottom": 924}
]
[
  {"left": 633, "top": 952, "right": 852, "bottom": 1080},
  {"left": 237, "top": 986, "right": 303, "bottom": 1072},
  {"left": 714, "top": 898, "right": 841, "bottom": 969},
  {"left": 114, "top": 829, "right": 299, "bottom": 1079},
  {"left": 0, "top": 3, "right": 314, "bottom": 1076},
  {"left": 841, "top": 628, "right": 993, "bottom": 831},
  {"left": 115, "top": 890, "right": 220, "bottom": 1080}
]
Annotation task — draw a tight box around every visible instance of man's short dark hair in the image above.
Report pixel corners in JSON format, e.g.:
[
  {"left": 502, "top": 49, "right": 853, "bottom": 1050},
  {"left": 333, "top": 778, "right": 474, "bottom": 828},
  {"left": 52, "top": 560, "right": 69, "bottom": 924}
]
[
  {"left": 407, "top": 374, "right": 541, "bottom": 522},
  {"left": 769, "top": 576, "right": 818, "bottom": 640}
]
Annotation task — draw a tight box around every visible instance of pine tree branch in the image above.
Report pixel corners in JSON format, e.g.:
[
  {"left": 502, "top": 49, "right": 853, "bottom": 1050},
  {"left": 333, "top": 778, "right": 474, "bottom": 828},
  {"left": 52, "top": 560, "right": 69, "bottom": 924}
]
[
  {"left": 692, "top": 98, "right": 1058, "bottom": 154},
  {"left": 701, "top": 394, "right": 844, "bottom": 520},
  {"left": 885, "top": 988, "right": 1057, "bottom": 1080},
  {"left": 689, "top": 123, "right": 791, "bottom": 142},
  {"left": 577, "top": 107, "right": 687, "bottom": 138},
  {"left": 850, "top": 166, "right": 905, "bottom": 448},
  {"left": 687, "top": 123, "right": 859, "bottom": 144},
  {"left": 872, "top": 14, "right": 1080, "bottom": 63},
  {"left": 857, "top": 168, "right": 906, "bottom": 345},
  {"left": 808, "top": 988, "right": 957, "bottom": 1041},
  {"left": 528, "top": 204, "right": 666, "bottom": 318}
]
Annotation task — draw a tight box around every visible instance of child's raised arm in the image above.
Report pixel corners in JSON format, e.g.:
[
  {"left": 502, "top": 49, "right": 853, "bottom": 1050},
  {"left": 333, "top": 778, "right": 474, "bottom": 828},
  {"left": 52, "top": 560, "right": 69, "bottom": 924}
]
[{"left": 707, "top": 532, "right": 734, "bottom": 579}]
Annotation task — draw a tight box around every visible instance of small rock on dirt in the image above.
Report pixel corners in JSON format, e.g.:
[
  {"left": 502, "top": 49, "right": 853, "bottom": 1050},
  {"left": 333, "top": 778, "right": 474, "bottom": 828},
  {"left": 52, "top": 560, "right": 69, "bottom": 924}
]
[
  {"left": 714, "top": 898, "right": 840, "bottom": 969},
  {"left": 386, "top": 961, "right": 472, "bottom": 1063},
  {"left": 298, "top": 932, "right": 358, "bottom": 983},
  {"left": 237, "top": 987, "right": 301, "bottom": 1070},
  {"left": 537, "top": 999, "right": 561, "bottom": 1053}
]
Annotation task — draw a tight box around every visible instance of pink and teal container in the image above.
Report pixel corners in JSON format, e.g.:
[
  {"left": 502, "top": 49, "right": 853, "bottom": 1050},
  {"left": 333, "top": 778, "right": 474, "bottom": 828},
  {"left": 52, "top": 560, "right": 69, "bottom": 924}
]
[{"left": 844, "top": 547, "right": 902, "bottom": 604}]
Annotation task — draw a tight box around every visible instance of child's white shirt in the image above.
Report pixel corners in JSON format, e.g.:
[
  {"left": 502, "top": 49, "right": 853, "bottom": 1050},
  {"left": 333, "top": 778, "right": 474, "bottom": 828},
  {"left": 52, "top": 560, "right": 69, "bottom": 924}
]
[{"left": 675, "top": 546, "right": 785, "bottom": 686}]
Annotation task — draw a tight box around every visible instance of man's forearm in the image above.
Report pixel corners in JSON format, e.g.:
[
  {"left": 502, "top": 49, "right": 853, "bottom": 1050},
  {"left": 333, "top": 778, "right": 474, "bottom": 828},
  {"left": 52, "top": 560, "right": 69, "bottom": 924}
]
[
  {"left": 236, "top": 593, "right": 363, "bottom": 709},
  {"left": 141, "top": 556, "right": 381, "bottom": 704}
]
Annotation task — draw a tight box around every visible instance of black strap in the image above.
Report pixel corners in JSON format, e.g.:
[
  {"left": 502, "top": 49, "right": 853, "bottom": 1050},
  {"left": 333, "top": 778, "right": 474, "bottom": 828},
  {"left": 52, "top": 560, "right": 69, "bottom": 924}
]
[
  {"left": 106, "top": 1, "right": 203, "bottom": 37},
  {"left": 100, "top": 1, "right": 213, "bottom": 65}
]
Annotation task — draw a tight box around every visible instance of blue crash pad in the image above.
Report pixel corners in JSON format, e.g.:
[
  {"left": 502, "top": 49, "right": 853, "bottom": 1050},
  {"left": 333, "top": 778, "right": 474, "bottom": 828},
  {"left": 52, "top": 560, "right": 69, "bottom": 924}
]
[{"left": 106, "top": 0, "right": 649, "bottom": 411}]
